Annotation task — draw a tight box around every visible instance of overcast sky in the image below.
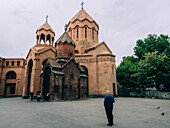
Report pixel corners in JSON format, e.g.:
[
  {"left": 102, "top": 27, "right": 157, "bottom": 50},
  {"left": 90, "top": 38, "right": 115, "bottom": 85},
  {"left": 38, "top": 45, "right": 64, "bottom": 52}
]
[{"left": 0, "top": 0, "right": 170, "bottom": 66}]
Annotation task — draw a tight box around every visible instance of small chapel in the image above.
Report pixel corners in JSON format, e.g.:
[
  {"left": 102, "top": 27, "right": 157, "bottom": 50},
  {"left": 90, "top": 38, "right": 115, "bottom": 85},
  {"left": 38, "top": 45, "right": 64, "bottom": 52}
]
[{"left": 0, "top": 5, "right": 117, "bottom": 100}]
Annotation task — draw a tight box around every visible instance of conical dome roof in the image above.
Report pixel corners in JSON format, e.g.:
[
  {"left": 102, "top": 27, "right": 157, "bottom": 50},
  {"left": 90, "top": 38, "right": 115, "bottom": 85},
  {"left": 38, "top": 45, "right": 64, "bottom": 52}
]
[
  {"left": 70, "top": 8, "right": 94, "bottom": 22},
  {"left": 55, "top": 32, "right": 75, "bottom": 47},
  {"left": 36, "top": 22, "right": 55, "bottom": 34},
  {"left": 68, "top": 8, "right": 98, "bottom": 28}
]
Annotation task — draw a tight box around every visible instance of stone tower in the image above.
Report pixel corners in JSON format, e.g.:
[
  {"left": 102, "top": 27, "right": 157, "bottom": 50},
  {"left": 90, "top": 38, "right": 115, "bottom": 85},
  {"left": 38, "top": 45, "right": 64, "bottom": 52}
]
[
  {"left": 36, "top": 21, "right": 55, "bottom": 46},
  {"left": 23, "top": 21, "right": 56, "bottom": 97},
  {"left": 67, "top": 8, "right": 117, "bottom": 97},
  {"left": 55, "top": 32, "right": 76, "bottom": 58},
  {"left": 67, "top": 8, "right": 99, "bottom": 54}
]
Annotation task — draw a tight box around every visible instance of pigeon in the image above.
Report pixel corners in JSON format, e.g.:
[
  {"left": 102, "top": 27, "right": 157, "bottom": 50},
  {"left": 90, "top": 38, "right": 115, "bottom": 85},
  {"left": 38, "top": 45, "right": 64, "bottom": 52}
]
[
  {"left": 161, "top": 113, "right": 164, "bottom": 116},
  {"left": 157, "top": 107, "right": 160, "bottom": 109}
]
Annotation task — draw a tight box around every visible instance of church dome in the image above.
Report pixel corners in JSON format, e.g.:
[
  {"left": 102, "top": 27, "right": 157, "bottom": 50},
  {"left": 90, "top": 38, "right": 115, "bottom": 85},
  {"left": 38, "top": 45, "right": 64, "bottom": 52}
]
[
  {"left": 67, "top": 8, "right": 99, "bottom": 31},
  {"left": 55, "top": 32, "right": 75, "bottom": 47},
  {"left": 55, "top": 32, "right": 75, "bottom": 58},
  {"left": 36, "top": 21, "right": 55, "bottom": 46},
  {"left": 36, "top": 22, "right": 55, "bottom": 34},
  {"left": 68, "top": 8, "right": 98, "bottom": 27},
  {"left": 67, "top": 8, "right": 99, "bottom": 54}
]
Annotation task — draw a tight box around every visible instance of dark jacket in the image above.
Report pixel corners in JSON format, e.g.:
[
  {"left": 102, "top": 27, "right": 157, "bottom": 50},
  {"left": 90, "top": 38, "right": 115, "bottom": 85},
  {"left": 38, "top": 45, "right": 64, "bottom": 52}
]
[{"left": 104, "top": 94, "right": 115, "bottom": 108}]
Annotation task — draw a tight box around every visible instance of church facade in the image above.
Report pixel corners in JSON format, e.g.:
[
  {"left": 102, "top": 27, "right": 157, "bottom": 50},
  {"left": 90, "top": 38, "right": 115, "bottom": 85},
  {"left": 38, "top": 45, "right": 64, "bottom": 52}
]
[
  {"left": 0, "top": 7, "right": 117, "bottom": 99},
  {"left": 67, "top": 8, "right": 117, "bottom": 97}
]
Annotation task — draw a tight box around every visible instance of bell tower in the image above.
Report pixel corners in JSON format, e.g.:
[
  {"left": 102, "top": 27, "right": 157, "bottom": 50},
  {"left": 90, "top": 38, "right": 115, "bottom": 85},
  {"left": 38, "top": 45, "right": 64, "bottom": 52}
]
[{"left": 36, "top": 16, "right": 55, "bottom": 46}]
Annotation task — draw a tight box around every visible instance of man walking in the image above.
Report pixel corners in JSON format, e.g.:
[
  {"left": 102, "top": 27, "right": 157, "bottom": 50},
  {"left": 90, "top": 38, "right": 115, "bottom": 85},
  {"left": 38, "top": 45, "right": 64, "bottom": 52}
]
[{"left": 104, "top": 90, "right": 115, "bottom": 126}]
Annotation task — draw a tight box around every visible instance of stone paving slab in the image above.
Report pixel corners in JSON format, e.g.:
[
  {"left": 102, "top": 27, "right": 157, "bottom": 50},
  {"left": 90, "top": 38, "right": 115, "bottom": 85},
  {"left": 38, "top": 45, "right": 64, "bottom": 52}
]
[{"left": 0, "top": 97, "right": 170, "bottom": 128}]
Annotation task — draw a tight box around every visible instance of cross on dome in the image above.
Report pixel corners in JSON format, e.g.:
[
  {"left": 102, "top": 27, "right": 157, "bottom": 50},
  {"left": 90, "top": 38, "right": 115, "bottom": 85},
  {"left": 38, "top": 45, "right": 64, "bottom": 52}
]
[
  {"left": 46, "top": 15, "right": 48, "bottom": 22},
  {"left": 64, "top": 24, "right": 67, "bottom": 32},
  {"left": 81, "top": 1, "right": 84, "bottom": 9}
]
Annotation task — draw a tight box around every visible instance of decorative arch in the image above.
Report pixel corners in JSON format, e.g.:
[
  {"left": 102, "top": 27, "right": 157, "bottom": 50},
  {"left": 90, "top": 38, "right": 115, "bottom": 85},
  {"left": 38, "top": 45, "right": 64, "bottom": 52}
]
[
  {"left": 75, "top": 25, "right": 79, "bottom": 39},
  {"left": 43, "top": 66, "right": 51, "bottom": 98},
  {"left": 42, "top": 59, "right": 47, "bottom": 67},
  {"left": 92, "top": 27, "right": 95, "bottom": 40},
  {"left": 81, "top": 65, "right": 89, "bottom": 97},
  {"left": 26, "top": 59, "right": 33, "bottom": 96},
  {"left": 4, "top": 71, "right": 17, "bottom": 95},
  {"left": 47, "top": 34, "right": 51, "bottom": 45},
  {"left": 40, "top": 33, "right": 45, "bottom": 44},
  {"left": 6, "top": 71, "right": 16, "bottom": 79},
  {"left": 84, "top": 25, "right": 88, "bottom": 38}
]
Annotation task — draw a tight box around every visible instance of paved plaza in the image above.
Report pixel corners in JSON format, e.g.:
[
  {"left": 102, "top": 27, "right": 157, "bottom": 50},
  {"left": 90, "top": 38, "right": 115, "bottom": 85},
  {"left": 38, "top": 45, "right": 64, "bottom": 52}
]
[{"left": 0, "top": 97, "right": 170, "bottom": 128}]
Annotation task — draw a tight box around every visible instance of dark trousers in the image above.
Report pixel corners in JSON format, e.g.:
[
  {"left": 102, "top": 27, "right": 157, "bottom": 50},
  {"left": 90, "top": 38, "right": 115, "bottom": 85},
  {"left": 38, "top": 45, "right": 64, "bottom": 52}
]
[
  {"left": 37, "top": 97, "right": 40, "bottom": 102},
  {"left": 31, "top": 96, "right": 33, "bottom": 101},
  {"left": 46, "top": 96, "right": 49, "bottom": 101},
  {"left": 105, "top": 107, "right": 113, "bottom": 125}
]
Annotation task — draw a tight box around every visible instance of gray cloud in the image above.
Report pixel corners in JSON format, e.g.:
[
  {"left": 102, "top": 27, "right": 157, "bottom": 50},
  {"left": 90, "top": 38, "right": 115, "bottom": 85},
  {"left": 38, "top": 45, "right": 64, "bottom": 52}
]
[{"left": 0, "top": 0, "right": 170, "bottom": 66}]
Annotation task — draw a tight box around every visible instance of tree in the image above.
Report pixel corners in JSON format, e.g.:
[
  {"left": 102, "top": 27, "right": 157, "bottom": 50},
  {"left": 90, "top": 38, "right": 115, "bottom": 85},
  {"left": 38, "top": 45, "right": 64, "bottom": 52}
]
[
  {"left": 117, "top": 34, "right": 170, "bottom": 92},
  {"left": 137, "top": 51, "right": 170, "bottom": 91},
  {"left": 116, "top": 56, "right": 139, "bottom": 91},
  {"left": 134, "top": 34, "right": 170, "bottom": 59}
]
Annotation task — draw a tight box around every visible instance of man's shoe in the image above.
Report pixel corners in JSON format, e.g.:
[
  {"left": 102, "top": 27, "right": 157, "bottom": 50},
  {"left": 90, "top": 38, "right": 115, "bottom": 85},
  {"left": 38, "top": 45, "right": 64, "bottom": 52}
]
[{"left": 107, "top": 124, "right": 113, "bottom": 126}]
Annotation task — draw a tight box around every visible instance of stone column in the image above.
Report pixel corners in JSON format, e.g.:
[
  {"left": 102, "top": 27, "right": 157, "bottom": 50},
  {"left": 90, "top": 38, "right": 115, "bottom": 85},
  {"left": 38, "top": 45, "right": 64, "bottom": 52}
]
[
  {"left": 38, "top": 35, "right": 41, "bottom": 44},
  {"left": 36, "top": 38, "right": 38, "bottom": 45},
  {"left": 50, "top": 36, "right": 52, "bottom": 46},
  {"left": 45, "top": 35, "right": 47, "bottom": 44}
]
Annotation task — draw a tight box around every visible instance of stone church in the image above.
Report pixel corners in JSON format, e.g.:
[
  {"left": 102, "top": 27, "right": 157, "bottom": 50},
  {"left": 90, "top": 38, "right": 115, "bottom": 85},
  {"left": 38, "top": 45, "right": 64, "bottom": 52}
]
[{"left": 0, "top": 7, "right": 117, "bottom": 100}]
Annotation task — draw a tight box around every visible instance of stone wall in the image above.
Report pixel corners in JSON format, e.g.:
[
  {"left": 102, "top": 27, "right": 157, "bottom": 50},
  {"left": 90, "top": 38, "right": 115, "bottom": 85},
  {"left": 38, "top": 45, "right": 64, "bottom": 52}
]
[
  {"left": 119, "top": 90, "right": 170, "bottom": 99},
  {"left": 62, "top": 60, "right": 80, "bottom": 100},
  {"left": 0, "top": 58, "right": 26, "bottom": 96},
  {"left": 145, "top": 91, "right": 170, "bottom": 99}
]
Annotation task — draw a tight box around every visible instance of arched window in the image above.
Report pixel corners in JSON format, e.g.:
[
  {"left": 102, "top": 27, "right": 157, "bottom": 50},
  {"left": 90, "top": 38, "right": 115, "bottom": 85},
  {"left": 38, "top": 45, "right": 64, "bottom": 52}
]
[
  {"left": 40, "top": 34, "right": 45, "bottom": 44},
  {"left": 12, "top": 61, "right": 14, "bottom": 66},
  {"left": 85, "top": 27, "right": 87, "bottom": 38},
  {"left": 52, "top": 37, "right": 54, "bottom": 45},
  {"left": 6, "top": 61, "right": 9, "bottom": 66},
  {"left": 47, "top": 34, "right": 51, "bottom": 45},
  {"left": 92, "top": 28, "right": 94, "bottom": 40},
  {"left": 77, "top": 27, "right": 79, "bottom": 38},
  {"left": 6, "top": 71, "right": 16, "bottom": 79},
  {"left": 17, "top": 61, "right": 20, "bottom": 66}
]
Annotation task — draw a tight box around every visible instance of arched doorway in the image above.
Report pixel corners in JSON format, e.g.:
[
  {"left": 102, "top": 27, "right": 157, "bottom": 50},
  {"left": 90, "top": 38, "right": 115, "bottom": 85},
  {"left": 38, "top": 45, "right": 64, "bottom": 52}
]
[
  {"left": 81, "top": 65, "right": 89, "bottom": 97},
  {"left": 43, "top": 66, "right": 51, "bottom": 99},
  {"left": 27, "top": 59, "right": 33, "bottom": 96},
  {"left": 5, "top": 71, "right": 17, "bottom": 96}
]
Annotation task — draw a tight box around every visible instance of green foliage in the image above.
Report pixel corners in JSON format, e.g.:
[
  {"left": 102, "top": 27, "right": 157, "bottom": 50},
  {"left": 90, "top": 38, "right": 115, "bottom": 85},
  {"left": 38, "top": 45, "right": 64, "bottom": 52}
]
[
  {"left": 137, "top": 51, "right": 170, "bottom": 90},
  {"left": 117, "top": 34, "right": 170, "bottom": 92},
  {"left": 117, "top": 56, "right": 139, "bottom": 90},
  {"left": 134, "top": 34, "right": 170, "bottom": 59}
]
